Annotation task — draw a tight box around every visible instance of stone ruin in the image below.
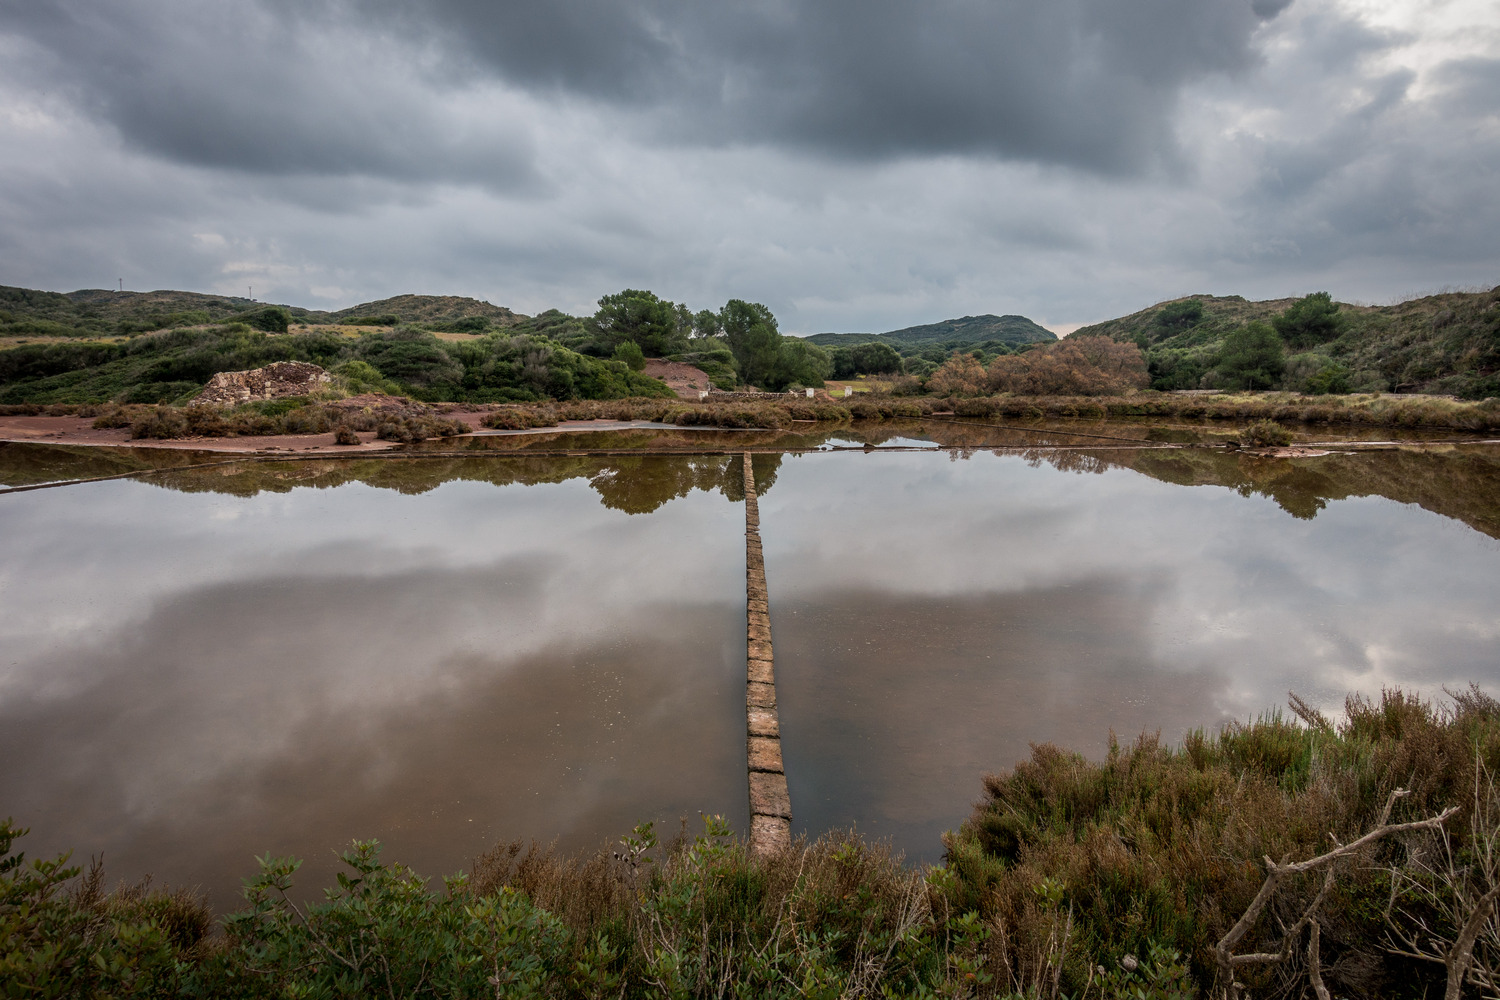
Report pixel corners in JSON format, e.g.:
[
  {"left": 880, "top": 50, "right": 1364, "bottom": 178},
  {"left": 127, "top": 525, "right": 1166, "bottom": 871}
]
[{"left": 194, "top": 361, "right": 331, "bottom": 406}]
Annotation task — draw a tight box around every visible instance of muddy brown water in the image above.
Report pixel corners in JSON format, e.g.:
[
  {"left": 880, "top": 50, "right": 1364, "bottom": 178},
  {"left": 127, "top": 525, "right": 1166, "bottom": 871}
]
[{"left": 1, "top": 423, "right": 1498, "bottom": 910}]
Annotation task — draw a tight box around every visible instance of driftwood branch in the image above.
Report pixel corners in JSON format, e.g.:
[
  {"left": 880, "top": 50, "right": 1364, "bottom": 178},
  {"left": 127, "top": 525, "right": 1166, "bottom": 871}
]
[
  {"left": 1383, "top": 756, "right": 1500, "bottom": 1000},
  {"left": 1214, "top": 788, "right": 1458, "bottom": 998},
  {"left": 1307, "top": 919, "right": 1331, "bottom": 1000},
  {"left": 1444, "top": 882, "right": 1500, "bottom": 1000}
]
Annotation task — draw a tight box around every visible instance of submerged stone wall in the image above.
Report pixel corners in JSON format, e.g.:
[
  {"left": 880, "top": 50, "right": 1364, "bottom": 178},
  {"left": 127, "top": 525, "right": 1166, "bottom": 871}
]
[{"left": 744, "top": 451, "right": 791, "bottom": 854}]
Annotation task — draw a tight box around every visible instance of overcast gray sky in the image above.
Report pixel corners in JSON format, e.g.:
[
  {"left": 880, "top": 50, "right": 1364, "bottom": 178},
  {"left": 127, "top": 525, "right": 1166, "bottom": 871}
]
[{"left": 1, "top": 0, "right": 1496, "bottom": 333}]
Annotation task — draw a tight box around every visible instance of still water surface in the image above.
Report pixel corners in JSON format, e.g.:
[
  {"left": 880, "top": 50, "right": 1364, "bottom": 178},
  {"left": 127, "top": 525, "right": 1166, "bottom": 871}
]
[{"left": 1, "top": 430, "right": 1498, "bottom": 909}]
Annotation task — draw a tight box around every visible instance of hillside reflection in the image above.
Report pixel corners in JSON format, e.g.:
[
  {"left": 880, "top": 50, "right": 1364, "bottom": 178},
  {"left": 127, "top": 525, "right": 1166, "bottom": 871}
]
[{"left": 5, "top": 420, "right": 1498, "bottom": 533}]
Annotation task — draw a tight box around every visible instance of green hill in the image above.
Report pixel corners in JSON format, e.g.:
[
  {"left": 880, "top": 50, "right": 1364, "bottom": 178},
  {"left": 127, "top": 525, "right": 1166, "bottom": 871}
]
[
  {"left": 1077, "top": 288, "right": 1500, "bottom": 398},
  {"left": 0, "top": 285, "right": 310, "bottom": 338},
  {"left": 329, "top": 294, "right": 522, "bottom": 327},
  {"left": 804, "top": 314, "right": 1057, "bottom": 353},
  {"left": 0, "top": 286, "right": 526, "bottom": 340}
]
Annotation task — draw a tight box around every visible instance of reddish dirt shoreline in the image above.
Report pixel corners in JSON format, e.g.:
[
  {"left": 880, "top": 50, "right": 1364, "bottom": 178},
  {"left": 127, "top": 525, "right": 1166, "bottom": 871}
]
[{"left": 0, "top": 414, "right": 697, "bottom": 454}]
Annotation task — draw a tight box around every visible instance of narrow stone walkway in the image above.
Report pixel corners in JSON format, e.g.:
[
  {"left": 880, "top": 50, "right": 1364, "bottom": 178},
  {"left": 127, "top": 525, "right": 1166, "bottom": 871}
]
[{"left": 744, "top": 452, "right": 791, "bottom": 854}]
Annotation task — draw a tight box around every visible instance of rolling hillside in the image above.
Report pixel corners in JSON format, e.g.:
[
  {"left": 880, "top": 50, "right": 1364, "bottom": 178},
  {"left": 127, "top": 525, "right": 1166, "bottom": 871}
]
[
  {"left": 805, "top": 314, "right": 1057, "bottom": 352},
  {"left": 0, "top": 285, "right": 525, "bottom": 339},
  {"left": 1077, "top": 287, "right": 1500, "bottom": 398},
  {"left": 328, "top": 294, "right": 522, "bottom": 326}
]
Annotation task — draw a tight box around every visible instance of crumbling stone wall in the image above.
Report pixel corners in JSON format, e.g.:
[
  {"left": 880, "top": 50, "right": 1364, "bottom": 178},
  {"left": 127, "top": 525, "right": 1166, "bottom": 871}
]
[{"left": 195, "top": 361, "right": 330, "bottom": 405}]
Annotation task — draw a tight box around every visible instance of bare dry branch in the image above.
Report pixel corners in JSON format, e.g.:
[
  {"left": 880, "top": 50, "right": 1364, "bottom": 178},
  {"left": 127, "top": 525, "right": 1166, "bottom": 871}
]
[{"left": 1215, "top": 789, "right": 1457, "bottom": 997}]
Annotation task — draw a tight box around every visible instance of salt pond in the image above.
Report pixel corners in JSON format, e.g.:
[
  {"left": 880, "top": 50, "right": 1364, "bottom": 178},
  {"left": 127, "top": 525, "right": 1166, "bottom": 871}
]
[{"left": 2, "top": 425, "right": 1498, "bottom": 908}]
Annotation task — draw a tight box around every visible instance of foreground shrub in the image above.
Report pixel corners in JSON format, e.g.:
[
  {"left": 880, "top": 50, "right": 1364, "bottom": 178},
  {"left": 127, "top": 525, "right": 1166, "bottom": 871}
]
[
  {"left": 5, "top": 687, "right": 1498, "bottom": 997},
  {"left": 948, "top": 686, "right": 1500, "bottom": 997},
  {"left": 0, "top": 818, "right": 211, "bottom": 997}
]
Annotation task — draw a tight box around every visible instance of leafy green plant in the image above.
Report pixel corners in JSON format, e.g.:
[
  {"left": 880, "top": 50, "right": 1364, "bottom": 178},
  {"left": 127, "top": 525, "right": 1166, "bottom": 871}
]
[
  {"left": 1211, "top": 322, "right": 1285, "bottom": 390},
  {"left": 1, "top": 819, "right": 208, "bottom": 998},
  {"left": 221, "top": 839, "right": 573, "bottom": 998},
  {"left": 1273, "top": 292, "right": 1343, "bottom": 349},
  {"left": 611, "top": 340, "right": 646, "bottom": 371}
]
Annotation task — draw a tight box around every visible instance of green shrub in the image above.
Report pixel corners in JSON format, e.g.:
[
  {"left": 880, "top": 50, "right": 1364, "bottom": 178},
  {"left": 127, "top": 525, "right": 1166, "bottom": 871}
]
[
  {"left": 949, "top": 687, "right": 1500, "bottom": 996},
  {"left": 240, "top": 306, "right": 290, "bottom": 333},
  {"left": 1239, "top": 419, "right": 1293, "bottom": 447},
  {"left": 610, "top": 340, "right": 646, "bottom": 371},
  {"left": 1273, "top": 292, "right": 1343, "bottom": 349},
  {"left": 0, "top": 818, "right": 211, "bottom": 998},
  {"left": 1211, "top": 322, "right": 1285, "bottom": 390}
]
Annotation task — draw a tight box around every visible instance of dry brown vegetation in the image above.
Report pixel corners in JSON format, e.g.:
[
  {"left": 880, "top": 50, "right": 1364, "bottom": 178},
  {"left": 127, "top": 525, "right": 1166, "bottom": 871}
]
[
  {"left": 5, "top": 688, "right": 1499, "bottom": 997},
  {"left": 947, "top": 686, "right": 1500, "bottom": 997}
]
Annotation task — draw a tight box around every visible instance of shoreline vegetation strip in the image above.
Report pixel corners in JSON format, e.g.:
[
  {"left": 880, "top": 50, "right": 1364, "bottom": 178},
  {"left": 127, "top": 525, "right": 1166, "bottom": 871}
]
[{"left": 5, "top": 437, "right": 1500, "bottom": 496}]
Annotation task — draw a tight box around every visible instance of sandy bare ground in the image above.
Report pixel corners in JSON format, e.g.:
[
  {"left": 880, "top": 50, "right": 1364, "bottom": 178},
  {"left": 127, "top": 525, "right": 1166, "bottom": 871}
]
[
  {"left": 0, "top": 413, "right": 741, "bottom": 454},
  {"left": 643, "top": 359, "right": 712, "bottom": 398}
]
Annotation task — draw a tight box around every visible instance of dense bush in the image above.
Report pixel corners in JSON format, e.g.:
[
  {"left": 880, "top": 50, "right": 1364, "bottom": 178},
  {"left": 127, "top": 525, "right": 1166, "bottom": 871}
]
[
  {"left": 1273, "top": 292, "right": 1343, "bottom": 349},
  {"left": 5, "top": 688, "right": 1498, "bottom": 998},
  {"left": 0, "top": 325, "right": 348, "bottom": 404},
  {"left": 924, "top": 339, "right": 1149, "bottom": 398},
  {"left": 1210, "top": 322, "right": 1286, "bottom": 390},
  {"left": 927, "top": 351, "right": 989, "bottom": 397},
  {"left": 829, "top": 341, "right": 904, "bottom": 378},
  {"left": 671, "top": 347, "right": 738, "bottom": 390},
  {"left": 239, "top": 306, "right": 291, "bottom": 333},
  {"left": 482, "top": 405, "right": 561, "bottom": 430},
  {"left": 949, "top": 686, "right": 1500, "bottom": 997},
  {"left": 374, "top": 414, "right": 468, "bottom": 443},
  {"left": 1239, "top": 418, "right": 1293, "bottom": 446},
  {"left": 610, "top": 340, "right": 646, "bottom": 371},
  {"left": 0, "top": 323, "right": 674, "bottom": 405},
  {"left": 987, "top": 336, "right": 1148, "bottom": 395},
  {"left": 1084, "top": 287, "right": 1500, "bottom": 397}
]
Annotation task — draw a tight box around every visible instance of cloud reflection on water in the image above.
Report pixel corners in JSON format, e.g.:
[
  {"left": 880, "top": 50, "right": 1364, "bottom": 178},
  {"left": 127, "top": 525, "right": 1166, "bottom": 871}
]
[
  {"left": 0, "top": 445, "right": 1497, "bottom": 904},
  {"left": 758, "top": 449, "right": 1500, "bottom": 855},
  {"left": 0, "top": 470, "right": 744, "bottom": 908}
]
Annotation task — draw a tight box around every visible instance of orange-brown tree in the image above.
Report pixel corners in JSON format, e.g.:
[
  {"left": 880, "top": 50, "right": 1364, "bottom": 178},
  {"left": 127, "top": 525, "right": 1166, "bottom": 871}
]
[{"left": 986, "top": 336, "right": 1147, "bottom": 395}]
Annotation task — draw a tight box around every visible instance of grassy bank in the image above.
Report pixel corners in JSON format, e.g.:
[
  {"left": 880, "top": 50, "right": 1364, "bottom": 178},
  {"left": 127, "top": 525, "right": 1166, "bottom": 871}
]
[
  {"left": 4, "top": 688, "right": 1498, "bottom": 998},
  {"left": 6, "top": 388, "right": 1496, "bottom": 443}
]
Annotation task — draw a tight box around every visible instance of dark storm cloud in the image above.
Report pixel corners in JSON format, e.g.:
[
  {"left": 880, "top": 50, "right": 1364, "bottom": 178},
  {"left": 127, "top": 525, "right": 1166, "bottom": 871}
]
[
  {"left": 390, "top": 0, "right": 1290, "bottom": 171},
  {"left": 4, "top": 0, "right": 1289, "bottom": 179},
  {"left": 0, "top": 0, "right": 538, "bottom": 188}
]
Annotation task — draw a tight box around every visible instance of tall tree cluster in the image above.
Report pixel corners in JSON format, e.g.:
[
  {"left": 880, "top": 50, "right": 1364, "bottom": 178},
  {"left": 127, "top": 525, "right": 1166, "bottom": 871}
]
[{"left": 592, "top": 290, "right": 831, "bottom": 391}]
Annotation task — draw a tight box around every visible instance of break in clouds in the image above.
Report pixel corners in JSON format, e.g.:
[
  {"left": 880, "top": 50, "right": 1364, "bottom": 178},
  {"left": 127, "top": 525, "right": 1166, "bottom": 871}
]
[{"left": 0, "top": 0, "right": 1496, "bottom": 330}]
